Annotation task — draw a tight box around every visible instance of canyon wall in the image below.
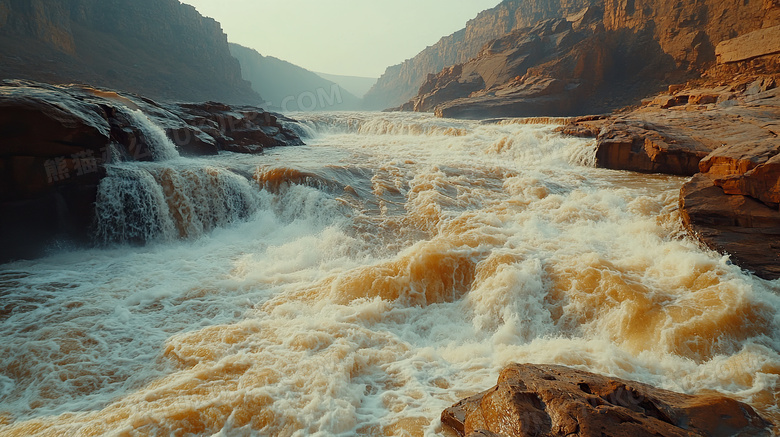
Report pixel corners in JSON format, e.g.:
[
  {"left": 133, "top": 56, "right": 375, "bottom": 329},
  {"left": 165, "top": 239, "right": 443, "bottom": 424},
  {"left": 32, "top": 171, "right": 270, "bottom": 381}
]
[
  {"left": 400, "top": 0, "right": 779, "bottom": 118},
  {"left": 599, "top": 0, "right": 780, "bottom": 68},
  {"left": 0, "top": 0, "right": 259, "bottom": 104},
  {"left": 362, "top": 0, "right": 598, "bottom": 110}
]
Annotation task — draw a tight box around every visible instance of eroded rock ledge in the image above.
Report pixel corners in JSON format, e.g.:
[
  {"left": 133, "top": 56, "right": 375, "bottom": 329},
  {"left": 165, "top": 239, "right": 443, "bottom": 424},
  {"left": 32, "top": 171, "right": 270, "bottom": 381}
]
[
  {"left": 442, "top": 364, "right": 771, "bottom": 437},
  {"left": 559, "top": 62, "right": 780, "bottom": 279},
  {"left": 679, "top": 174, "right": 780, "bottom": 280},
  {"left": 561, "top": 77, "right": 779, "bottom": 177}
]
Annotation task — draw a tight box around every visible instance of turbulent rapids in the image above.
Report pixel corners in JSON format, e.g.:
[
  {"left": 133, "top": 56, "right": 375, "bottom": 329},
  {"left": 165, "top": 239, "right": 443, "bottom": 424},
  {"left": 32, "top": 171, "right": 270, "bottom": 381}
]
[{"left": 0, "top": 112, "right": 778, "bottom": 436}]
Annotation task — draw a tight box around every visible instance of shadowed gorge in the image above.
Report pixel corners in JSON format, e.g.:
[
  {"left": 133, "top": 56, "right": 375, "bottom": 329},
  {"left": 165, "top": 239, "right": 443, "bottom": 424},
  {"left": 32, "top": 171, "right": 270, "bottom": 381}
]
[
  {"left": 0, "top": 0, "right": 259, "bottom": 104},
  {"left": 229, "top": 43, "right": 362, "bottom": 112}
]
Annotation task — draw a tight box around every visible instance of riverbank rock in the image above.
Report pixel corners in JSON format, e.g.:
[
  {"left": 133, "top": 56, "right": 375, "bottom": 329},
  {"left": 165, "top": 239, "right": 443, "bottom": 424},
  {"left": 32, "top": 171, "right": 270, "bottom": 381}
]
[
  {"left": 442, "top": 364, "right": 771, "bottom": 437},
  {"left": 677, "top": 80, "right": 779, "bottom": 279},
  {"left": 0, "top": 80, "right": 302, "bottom": 263},
  {"left": 716, "top": 25, "right": 780, "bottom": 64},
  {"left": 558, "top": 52, "right": 780, "bottom": 277},
  {"left": 680, "top": 174, "right": 780, "bottom": 280},
  {"left": 560, "top": 82, "right": 780, "bottom": 176},
  {"left": 593, "top": 118, "right": 712, "bottom": 176}
]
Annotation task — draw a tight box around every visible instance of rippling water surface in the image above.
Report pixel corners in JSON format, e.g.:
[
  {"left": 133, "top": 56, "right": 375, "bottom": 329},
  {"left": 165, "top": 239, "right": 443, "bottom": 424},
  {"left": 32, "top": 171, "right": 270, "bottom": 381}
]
[{"left": 1, "top": 112, "right": 778, "bottom": 436}]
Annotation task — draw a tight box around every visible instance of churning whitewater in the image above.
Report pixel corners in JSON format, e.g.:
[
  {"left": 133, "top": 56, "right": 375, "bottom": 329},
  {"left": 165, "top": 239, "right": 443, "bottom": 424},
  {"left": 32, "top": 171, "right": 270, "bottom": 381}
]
[{"left": 0, "top": 112, "right": 778, "bottom": 436}]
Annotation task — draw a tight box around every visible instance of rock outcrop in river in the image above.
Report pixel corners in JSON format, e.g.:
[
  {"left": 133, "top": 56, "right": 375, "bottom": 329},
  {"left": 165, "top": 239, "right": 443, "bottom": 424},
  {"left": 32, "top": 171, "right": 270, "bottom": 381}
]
[
  {"left": 442, "top": 364, "right": 771, "bottom": 436},
  {"left": 0, "top": 80, "right": 302, "bottom": 263},
  {"left": 0, "top": 0, "right": 259, "bottom": 104}
]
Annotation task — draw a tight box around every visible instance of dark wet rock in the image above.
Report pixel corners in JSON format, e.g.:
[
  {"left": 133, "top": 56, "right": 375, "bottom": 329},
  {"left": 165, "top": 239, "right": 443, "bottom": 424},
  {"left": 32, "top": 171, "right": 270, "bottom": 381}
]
[
  {"left": 0, "top": 80, "right": 303, "bottom": 263},
  {"left": 171, "top": 103, "right": 302, "bottom": 155},
  {"left": 442, "top": 363, "right": 771, "bottom": 437}
]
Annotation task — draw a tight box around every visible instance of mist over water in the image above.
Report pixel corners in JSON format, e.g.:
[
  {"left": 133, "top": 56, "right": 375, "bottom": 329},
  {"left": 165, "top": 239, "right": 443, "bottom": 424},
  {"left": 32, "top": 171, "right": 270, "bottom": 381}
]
[{"left": 1, "top": 112, "right": 778, "bottom": 436}]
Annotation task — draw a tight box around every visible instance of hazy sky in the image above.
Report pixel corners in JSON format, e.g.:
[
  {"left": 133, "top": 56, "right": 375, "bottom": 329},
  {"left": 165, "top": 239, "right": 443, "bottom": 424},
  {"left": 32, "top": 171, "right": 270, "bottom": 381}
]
[{"left": 182, "top": 0, "right": 502, "bottom": 78}]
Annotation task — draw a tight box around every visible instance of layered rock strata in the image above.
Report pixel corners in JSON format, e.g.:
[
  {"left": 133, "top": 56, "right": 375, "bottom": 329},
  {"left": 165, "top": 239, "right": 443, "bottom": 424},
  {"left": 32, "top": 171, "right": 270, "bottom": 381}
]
[
  {"left": 398, "top": 1, "right": 779, "bottom": 119},
  {"left": 559, "top": 48, "right": 779, "bottom": 278},
  {"left": 363, "top": 0, "right": 599, "bottom": 110}
]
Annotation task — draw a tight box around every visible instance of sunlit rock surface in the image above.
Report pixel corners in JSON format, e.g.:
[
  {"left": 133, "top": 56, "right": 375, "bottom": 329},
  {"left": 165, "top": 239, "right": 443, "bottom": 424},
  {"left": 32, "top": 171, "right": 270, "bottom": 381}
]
[
  {"left": 443, "top": 364, "right": 772, "bottom": 437},
  {"left": 392, "top": 0, "right": 779, "bottom": 118}
]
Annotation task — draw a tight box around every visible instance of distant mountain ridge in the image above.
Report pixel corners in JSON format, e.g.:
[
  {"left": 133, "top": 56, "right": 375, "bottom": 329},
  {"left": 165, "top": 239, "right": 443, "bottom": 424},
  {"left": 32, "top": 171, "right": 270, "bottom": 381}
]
[
  {"left": 0, "top": 0, "right": 260, "bottom": 104},
  {"left": 314, "top": 72, "right": 377, "bottom": 99},
  {"left": 229, "top": 43, "right": 361, "bottom": 112}
]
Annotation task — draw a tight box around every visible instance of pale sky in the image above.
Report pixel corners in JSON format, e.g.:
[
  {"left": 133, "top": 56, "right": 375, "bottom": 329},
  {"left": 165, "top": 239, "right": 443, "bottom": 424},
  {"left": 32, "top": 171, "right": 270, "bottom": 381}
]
[{"left": 182, "top": 0, "right": 502, "bottom": 78}]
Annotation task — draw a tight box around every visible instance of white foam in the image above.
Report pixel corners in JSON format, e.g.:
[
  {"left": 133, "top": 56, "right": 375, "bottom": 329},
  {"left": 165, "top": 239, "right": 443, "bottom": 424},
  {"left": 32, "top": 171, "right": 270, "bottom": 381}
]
[
  {"left": 1, "top": 112, "right": 778, "bottom": 435},
  {"left": 95, "top": 162, "right": 264, "bottom": 244},
  {"left": 125, "top": 109, "right": 180, "bottom": 161}
]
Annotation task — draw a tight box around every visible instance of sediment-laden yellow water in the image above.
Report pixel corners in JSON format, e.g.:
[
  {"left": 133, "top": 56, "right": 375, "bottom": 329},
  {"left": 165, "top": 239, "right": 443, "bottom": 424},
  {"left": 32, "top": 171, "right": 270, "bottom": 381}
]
[{"left": 1, "top": 112, "right": 778, "bottom": 436}]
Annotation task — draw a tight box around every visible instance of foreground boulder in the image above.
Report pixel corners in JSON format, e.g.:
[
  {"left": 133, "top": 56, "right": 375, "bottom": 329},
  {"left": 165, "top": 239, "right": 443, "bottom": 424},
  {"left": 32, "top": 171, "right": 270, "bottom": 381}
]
[
  {"left": 700, "top": 134, "right": 780, "bottom": 210},
  {"left": 0, "top": 80, "right": 302, "bottom": 263},
  {"left": 442, "top": 364, "right": 771, "bottom": 437}
]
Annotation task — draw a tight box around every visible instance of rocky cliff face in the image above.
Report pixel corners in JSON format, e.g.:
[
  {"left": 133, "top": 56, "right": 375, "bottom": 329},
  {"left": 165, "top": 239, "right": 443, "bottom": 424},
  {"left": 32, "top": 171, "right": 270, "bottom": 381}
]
[
  {"left": 601, "top": 0, "right": 780, "bottom": 65},
  {"left": 398, "top": 0, "right": 779, "bottom": 118},
  {"left": 559, "top": 43, "right": 780, "bottom": 279},
  {"left": 0, "top": 0, "right": 259, "bottom": 104},
  {"left": 362, "top": 0, "right": 598, "bottom": 110}
]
